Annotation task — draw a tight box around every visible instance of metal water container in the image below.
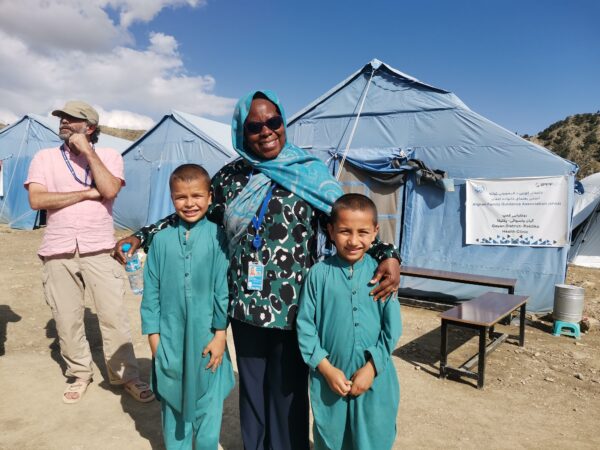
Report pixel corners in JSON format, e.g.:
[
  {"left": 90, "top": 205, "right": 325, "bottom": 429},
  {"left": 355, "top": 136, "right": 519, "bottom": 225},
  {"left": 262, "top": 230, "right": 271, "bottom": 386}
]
[{"left": 553, "top": 284, "right": 585, "bottom": 323}]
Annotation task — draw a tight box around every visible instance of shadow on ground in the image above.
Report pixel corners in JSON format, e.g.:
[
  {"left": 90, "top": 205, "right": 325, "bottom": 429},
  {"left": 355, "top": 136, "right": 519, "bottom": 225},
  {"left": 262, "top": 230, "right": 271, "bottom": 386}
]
[
  {"left": 46, "top": 308, "right": 164, "bottom": 448},
  {"left": 394, "top": 323, "right": 479, "bottom": 380},
  {"left": 0, "top": 304, "right": 22, "bottom": 356},
  {"left": 45, "top": 307, "right": 243, "bottom": 449}
]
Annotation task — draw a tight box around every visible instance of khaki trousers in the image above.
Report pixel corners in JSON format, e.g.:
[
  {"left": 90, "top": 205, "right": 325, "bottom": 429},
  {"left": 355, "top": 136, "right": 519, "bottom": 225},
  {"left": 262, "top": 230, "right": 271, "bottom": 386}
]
[{"left": 42, "top": 251, "right": 139, "bottom": 383}]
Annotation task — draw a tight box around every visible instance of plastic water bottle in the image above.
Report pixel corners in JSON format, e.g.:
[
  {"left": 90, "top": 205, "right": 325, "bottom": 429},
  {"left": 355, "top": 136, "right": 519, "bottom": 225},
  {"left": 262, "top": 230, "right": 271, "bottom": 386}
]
[{"left": 122, "top": 243, "right": 143, "bottom": 295}]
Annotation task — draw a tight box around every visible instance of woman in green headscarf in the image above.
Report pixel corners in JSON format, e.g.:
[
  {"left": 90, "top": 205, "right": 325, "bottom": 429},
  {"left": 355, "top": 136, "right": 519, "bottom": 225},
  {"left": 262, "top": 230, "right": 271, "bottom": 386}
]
[{"left": 115, "top": 90, "right": 401, "bottom": 450}]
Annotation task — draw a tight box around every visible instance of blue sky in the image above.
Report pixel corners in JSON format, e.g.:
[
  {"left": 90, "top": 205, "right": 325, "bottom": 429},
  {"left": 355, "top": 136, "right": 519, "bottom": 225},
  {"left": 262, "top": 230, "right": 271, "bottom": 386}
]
[
  {"left": 137, "top": 0, "right": 599, "bottom": 135},
  {"left": 0, "top": 0, "right": 598, "bottom": 134}
]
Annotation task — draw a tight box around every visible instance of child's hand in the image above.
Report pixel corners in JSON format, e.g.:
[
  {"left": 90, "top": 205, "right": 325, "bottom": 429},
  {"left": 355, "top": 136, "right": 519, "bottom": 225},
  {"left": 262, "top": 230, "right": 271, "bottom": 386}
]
[
  {"left": 148, "top": 334, "right": 160, "bottom": 358},
  {"left": 318, "top": 359, "right": 352, "bottom": 397},
  {"left": 203, "top": 330, "right": 227, "bottom": 372},
  {"left": 350, "top": 359, "right": 376, "bottom": 397}
]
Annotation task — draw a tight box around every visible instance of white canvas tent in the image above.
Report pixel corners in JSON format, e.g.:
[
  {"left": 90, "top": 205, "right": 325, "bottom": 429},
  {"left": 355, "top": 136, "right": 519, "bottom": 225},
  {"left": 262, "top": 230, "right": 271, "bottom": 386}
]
[{"left": 569, "top": 173, "right": 600, "bottom": 268}]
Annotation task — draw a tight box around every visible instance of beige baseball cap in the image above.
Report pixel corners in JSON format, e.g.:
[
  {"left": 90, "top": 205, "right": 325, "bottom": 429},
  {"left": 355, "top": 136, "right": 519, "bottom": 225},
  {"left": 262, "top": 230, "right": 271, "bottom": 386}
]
[{"left": 52, "top": 100, "right": 99, "bottom": 125}]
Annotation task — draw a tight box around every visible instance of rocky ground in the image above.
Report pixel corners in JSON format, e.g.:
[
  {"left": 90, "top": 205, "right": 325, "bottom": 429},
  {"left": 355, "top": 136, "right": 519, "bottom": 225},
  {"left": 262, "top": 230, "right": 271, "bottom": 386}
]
[
  {"left": 1, "top": 225, "right": 599, "bottom": 449},
  {"left": 566, "top": 265, "right": 600, "bottom": 325}
]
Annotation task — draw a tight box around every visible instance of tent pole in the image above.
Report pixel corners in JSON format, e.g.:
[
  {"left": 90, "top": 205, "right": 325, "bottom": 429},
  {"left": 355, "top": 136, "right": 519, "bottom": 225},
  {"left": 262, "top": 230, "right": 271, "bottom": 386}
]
[{"left": 335, "top": 67, "right": 376, "bottom": 180}]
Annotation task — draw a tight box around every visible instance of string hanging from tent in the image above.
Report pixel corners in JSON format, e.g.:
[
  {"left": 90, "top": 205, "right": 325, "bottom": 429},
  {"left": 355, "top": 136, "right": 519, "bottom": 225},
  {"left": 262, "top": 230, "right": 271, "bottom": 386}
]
[{"left": 335, "top": 66, "right": 376, "bottom": 180}]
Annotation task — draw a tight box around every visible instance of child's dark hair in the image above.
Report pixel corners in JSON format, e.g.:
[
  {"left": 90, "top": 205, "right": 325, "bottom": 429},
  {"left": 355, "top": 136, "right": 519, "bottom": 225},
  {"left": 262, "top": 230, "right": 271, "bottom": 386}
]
[
  {"left": 330, "top": 193, "right": 378, "bottom": 225},
  {"left": 169, "top": 164, "right": 211, "bottom": 191}
]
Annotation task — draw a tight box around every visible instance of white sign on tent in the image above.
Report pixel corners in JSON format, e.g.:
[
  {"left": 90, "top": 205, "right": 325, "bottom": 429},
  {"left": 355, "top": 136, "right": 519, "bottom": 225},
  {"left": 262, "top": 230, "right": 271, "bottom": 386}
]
[{"left": 466, "top": 176, "right": 569, "bottom": 247}]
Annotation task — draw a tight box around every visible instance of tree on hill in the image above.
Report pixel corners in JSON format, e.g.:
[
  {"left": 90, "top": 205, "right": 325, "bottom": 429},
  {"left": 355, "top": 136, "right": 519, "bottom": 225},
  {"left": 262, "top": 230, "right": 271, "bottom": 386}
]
[{"left": 526, "top": 112, "right": 600, "bottom": 179}]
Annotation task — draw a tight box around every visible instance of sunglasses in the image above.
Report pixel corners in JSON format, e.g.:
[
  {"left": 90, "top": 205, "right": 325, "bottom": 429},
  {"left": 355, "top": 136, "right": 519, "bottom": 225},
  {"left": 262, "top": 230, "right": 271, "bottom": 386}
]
[{"left": 244, "top": 116, "right": 284, "bottom": 134}]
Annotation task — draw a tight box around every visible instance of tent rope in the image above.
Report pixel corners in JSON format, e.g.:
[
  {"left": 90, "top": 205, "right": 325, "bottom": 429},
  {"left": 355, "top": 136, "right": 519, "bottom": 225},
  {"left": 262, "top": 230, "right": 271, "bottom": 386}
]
[
  {"left": 335, "top": 66, "right": 376, "bottom": 180},
  {"left": 7, "top": 208, "right": 36, "bottom": 227}
]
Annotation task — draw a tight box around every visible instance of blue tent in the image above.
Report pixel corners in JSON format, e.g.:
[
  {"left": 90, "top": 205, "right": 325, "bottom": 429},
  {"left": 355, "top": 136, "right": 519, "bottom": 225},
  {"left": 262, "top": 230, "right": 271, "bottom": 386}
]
[
  {"left": 0, "top": 114, "right": 130, "bottom": 230},
  {"left": 288, "top": 59, "right": 578, "bottom": 312},
  {"left": 568, "top": 172, "right": 600, "bottom": 268},
  {"left": 113, "top": 110, "right": 236, "bottom": 230}
]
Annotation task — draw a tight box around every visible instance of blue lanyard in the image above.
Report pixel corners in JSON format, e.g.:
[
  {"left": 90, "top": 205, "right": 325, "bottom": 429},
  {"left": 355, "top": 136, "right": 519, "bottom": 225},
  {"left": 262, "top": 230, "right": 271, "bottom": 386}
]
[
  {"left": 251, "top": 184, "right": 275, "bottom": 251},
  {"left": 60, "top": 144, "right": 94, "bottom": 187}
]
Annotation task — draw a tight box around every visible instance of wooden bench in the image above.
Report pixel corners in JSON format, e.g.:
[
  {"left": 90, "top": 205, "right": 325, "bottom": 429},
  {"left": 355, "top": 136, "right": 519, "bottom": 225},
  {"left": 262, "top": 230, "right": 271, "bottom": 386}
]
[
  {"left": 439, "top": 292, "right": 528, "bottom": 389},
  {"left": 401, "top": 265, "right": 517, "bottom": 295}
]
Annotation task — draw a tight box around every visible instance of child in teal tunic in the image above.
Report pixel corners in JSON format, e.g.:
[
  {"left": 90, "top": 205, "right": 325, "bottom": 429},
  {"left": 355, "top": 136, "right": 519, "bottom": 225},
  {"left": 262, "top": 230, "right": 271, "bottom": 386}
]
[
  {"left": 141, "top": 164, "right": 234, "bottom": 450},
  {"left": 297, "top": 194, "right": 402, "bottom": 450}
]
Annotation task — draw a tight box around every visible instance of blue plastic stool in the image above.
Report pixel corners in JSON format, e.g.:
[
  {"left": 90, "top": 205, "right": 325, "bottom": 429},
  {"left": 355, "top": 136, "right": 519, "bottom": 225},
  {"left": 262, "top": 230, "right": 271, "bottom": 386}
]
[{"left": 553, "top": 320, "right": 581, "bottom": 339}]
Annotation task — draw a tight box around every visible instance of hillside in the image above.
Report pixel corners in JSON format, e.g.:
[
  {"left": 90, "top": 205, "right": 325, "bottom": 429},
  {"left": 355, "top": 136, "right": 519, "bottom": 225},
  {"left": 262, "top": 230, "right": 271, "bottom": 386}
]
[
  {"left": 524, "top": 112, "right": 600, "bottom": 178},
  {"left": 0, "top": 121, "right": 144, "bottom": 140},
  {"left": 98, "top": 125, "right": 145, "bottom": 141}
]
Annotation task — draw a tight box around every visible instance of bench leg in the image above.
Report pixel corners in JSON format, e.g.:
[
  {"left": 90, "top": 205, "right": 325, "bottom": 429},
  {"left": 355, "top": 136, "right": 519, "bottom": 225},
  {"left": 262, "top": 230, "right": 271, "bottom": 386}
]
[
  {"left": 519, "top": 303, "right": 526, "bottom": 347},
  {"left": 478, "top": 326, "right": 487, "bottom": 389},
  {"left": 440, "top": 319, "right": 448, "bottom": 379}
]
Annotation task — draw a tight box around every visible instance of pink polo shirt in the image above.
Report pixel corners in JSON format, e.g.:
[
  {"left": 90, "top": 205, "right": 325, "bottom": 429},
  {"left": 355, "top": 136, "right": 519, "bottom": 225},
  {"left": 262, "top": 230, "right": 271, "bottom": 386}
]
[{"left": 25, "top": 146, "right": 125, "bottom": 257}]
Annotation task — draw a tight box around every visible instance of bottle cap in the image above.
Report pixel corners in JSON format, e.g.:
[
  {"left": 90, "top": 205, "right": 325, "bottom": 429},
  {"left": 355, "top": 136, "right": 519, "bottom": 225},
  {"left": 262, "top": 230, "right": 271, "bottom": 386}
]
[{"left": 122, "top": 243, "right": 132, "bottom": 252}]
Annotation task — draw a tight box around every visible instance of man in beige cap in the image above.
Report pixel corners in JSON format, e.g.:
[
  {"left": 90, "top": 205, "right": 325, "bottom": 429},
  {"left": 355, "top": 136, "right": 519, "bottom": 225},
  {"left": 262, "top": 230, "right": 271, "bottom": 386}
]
[{"left": 24, "top": 101, "right": 154, "bottom": 404}]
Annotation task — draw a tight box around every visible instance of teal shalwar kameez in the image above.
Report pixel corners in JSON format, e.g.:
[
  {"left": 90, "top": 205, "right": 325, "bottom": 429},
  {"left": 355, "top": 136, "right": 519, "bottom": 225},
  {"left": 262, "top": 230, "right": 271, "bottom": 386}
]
[
  {"left": 141, "top": 217, "right": 234, "bottom": 450},
  {"left": 297, "top": 254, "right": 402, "bottom": 450}
]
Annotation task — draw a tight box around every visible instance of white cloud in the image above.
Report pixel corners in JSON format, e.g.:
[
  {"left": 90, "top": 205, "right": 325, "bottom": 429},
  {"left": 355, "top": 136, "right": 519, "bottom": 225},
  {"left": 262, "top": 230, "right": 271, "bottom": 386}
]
[
  {"left": 103, "top": 0, "right": 205, "bottom": 28},
  {"left": 0, "top": 109, "right": 19, "bottom": 126},
  {"left": 95, "top": 107, "right": 155, "bottom": 130},
  {"left": 0, "top": 0, "right": 234, "bottom": 129},
  {"left": 0, "top": 1, "right": 207, "bottom": 52},
  {"left": 0, "top": 1, "right": 127, "bottom": 53},
  {"left": 148, "top": 32, "right": 179, "bottom": 55}
]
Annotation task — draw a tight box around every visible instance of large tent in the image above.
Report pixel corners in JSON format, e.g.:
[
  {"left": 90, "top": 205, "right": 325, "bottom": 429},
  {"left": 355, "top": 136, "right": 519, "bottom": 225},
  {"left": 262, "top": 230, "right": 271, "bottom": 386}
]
[
  {"left": 113, "top": 110, "right": 237, "bottom": 230},
  {"left": 569, "top": 172, "right": 600, "bottom": 268},
  {"left": 0, "top": 114, "right": 130, "bottom": 230},
  {"left": 288, "top": 59, "right": 578, "bottom": 312}
]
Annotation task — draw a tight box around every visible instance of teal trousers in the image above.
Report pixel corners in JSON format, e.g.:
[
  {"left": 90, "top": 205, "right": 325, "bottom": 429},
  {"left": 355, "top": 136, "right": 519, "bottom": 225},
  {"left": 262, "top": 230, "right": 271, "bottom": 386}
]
[{"left": 161, "top": 399, "right": 223, "bottom": 450}]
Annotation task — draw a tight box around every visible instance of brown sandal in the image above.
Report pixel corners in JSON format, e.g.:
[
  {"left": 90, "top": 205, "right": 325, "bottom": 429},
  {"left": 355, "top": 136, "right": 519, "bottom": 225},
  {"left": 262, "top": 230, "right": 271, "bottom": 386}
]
[{"left": 124, "top": 380, "right": 155, "bottom": 403}]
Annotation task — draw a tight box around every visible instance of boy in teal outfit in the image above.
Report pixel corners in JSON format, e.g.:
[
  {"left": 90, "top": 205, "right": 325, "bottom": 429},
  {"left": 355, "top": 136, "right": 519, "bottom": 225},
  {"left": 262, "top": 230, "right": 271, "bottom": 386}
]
[
  {"left": 297, "top": 194, "right": 402, "bottom": 450},
  {"left": 141, "top": 164, "right": 234, "bottom": 450}
]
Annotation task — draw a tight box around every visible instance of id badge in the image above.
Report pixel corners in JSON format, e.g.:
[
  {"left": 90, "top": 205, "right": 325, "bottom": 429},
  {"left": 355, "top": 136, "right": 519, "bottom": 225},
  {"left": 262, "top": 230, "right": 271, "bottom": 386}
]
[{"left": 247, "top": 262, "right": 264, "bottom": 291}]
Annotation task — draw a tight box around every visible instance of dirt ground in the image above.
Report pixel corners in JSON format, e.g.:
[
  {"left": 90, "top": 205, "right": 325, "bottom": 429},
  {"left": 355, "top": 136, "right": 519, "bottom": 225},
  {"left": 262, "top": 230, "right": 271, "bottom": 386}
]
[{"left": 1, "top": 225, "right": 599, "bottom": 449}]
